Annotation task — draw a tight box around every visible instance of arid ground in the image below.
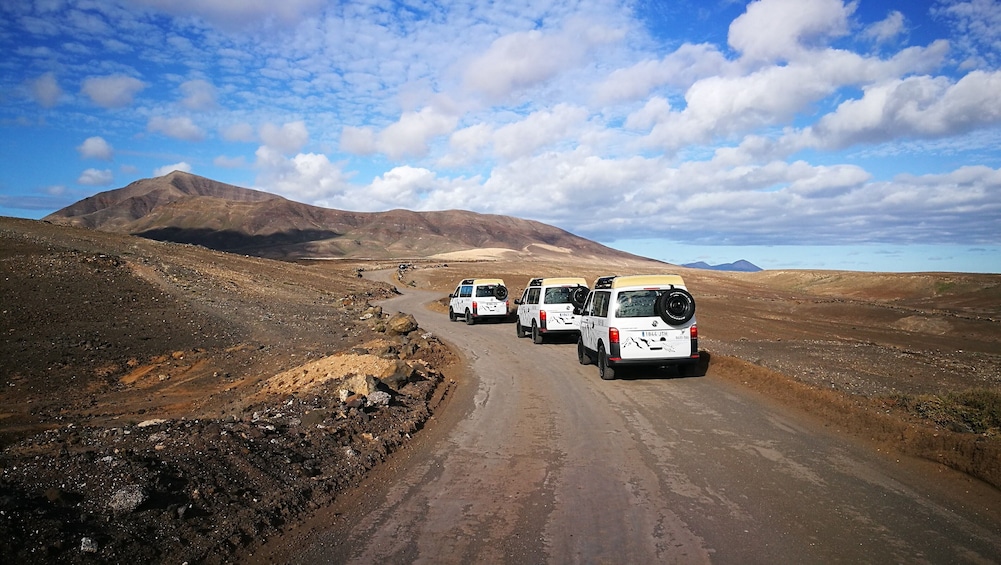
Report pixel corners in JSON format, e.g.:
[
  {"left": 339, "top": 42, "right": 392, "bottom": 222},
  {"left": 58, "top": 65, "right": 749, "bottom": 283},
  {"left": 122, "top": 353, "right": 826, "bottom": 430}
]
[{"left": 1, "top": 216, "right": 999, "bottom": 563}]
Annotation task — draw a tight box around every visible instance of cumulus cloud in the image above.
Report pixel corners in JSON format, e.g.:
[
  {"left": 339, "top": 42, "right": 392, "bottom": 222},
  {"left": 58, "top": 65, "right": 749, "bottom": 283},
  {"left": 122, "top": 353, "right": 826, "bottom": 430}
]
[
  {"left": 77, "top": 168, "right": 114, "bottom": 186},
  {"left": 594, "top": 43, "right": 729, "bottom": 104},
  {"left": 80, "top": 74, "right": 146, "bottom": 108},
  {"left": 803, "top": 70, "right": 1001, "bottom": 149},
  {"left": 180, "top": 79, "right": 218, "bottom": 110},
  {"left": 863, "top": 10, "right": 907, "bottom": 44},
  {"left": 222, "top": 122, "right": 256, "bottom": 142},
  {"left": 492, "top": 104, "right": 589, "bottom": 160},
  {"left": 29, "top": 72, "right": 63, "bottom": 107},
  {"left": 463, "top": 21, "right": 623, "bottom": 101},
  {"left": 153, "top": 162, "right": 192, "bottom": 176},
  {"left": 341, "top": 107, "right": 457, "bottom": 160},
  {"left": 254, "top": 146, "right": 349, "bottom": 202},
  {"left": 260, "top": 121, "right": 308, "bottom": 155},
  {"left": 728, "top": 0, "right": 854, "bottom": 62},
  {"left": 148, "top": 116, "right": 206, "bottom": 141},
  {"left": 77, "top": 136, "right": 114, "bottom": 160}
]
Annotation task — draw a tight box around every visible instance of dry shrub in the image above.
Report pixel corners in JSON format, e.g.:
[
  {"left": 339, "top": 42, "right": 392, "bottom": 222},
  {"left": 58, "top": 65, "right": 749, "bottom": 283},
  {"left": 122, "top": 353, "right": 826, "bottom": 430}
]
[{"left": 710, "top": 355, "right": 1001, "bottom": 490}]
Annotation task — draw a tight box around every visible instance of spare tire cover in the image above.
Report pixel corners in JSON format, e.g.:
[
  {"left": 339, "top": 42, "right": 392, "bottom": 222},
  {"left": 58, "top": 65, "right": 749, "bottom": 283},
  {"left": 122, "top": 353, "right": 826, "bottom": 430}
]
[
  {"left": 655, "top": 288, "right": 695, "bottom": 325},
  {"left": 569, "top": 286, "right": 589, "bottom": 309},
  {"left": 493, "top": 285, "right": 509, "bottom": 301}
]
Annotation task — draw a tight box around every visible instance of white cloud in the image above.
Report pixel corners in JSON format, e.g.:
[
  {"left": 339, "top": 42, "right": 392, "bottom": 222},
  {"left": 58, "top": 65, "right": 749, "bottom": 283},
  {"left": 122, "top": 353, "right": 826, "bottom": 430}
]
[
  {"left": 254, "top": 146, "right": 349, "bottom": 202},
  {"left": 593, "top": 43, "right": 728, "bottom": 104},
  {"left": 148, "top": 116, "right": 206, "bottom": 141},
  {"left": 728, "top": 0, "right": 854, "bottom": 62},
  {"left": 260, "top": 121, "right": 308, "bottom": 155},
  {"left": 341, "top": 107, "right": 457, "bottom": 160},
  {"left": 77, "top": 136, "right": 114, "bottom": 160},
  {"left": 863, "top": 10, "right": 907, "bottom": 44},
  {"left": 179, "top": 79, "right": 217, "bottom": 110},
  {"left": 77, "top": 168, "right": 114, "bottom": 186},
  {"left": 463, "top": 21, "right": 623, "bottom": 101},
  {"left": 131, "top": 0, "right": 324, "bottom": 29},
  {"left": 153, "top": 162, "right": 192, "bottom": 176},
  {"left": 29, "top": 72, "right": 63, "bottom": 108},
  {"left": 214, "top": 155, "right": 247, "bottom": 168},
  {"left": 492, "top": 104, "right": 588, "bottom": 160},
  {"left": 804, "top": 70, "right": 1001, "bottom": 149},
  {"left": 80, "top": 74, "right": 146, "bottom": 108},
  {"left": 221, "top": 122, "right": 256, "bottom": 142}
]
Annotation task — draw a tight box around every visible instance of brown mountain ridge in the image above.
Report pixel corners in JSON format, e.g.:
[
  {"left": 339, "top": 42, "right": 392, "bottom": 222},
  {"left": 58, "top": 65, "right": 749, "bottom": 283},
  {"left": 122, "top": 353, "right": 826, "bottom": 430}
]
[{"left": 44, "top": 171, "right": 645, "bottom": 262}]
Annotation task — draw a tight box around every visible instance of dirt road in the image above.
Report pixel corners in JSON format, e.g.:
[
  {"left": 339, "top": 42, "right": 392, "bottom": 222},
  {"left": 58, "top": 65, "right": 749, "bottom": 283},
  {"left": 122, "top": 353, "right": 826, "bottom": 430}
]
[{"left": 261, "top": 284, "right": 1001, "bottom": 564}]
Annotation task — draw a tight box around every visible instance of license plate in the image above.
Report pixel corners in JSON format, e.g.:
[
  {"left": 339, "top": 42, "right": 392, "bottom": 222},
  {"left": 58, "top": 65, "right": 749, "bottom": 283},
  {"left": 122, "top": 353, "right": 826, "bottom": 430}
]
[{"left": 640, "top": 330, "right": 673, "bottom": 338}]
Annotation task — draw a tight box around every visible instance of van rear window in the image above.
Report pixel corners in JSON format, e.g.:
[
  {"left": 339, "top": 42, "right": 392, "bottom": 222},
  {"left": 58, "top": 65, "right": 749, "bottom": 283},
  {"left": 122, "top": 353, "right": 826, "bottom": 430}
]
[
  {"left": 475, "top": 285, "right": 499, "bottom": 298},
  {"left": 615, "top": 290, "right": 660, "bottom": 318}
]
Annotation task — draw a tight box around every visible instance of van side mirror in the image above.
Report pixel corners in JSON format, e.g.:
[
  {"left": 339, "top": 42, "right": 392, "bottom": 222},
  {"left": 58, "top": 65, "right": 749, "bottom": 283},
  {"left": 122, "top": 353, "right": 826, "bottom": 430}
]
[{"left": 514, "top": 299, "right": 522, "bottom": 305}]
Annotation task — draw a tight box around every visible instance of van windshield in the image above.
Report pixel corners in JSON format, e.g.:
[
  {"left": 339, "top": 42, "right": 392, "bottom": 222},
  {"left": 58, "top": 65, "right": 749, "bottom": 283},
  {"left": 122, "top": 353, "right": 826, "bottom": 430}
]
[{"left": 615, "top": 290, "right": 659, "bottom": 318}]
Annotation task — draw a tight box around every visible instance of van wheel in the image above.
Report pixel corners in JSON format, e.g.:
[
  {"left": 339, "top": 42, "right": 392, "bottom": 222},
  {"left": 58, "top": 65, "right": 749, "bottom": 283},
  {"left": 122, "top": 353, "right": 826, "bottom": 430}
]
[
  {"left": 655, "top": 288, "right": 696, "bottom": 325},
  {"left": 449, "top": 307, "right": 456, "bottom": 322},
  {"left": 598, "top": 345, "right": 615, "bottom": 380},
  {"left": 531, "top": 322, "right": 543, "bottom": 344},
  {"left": 577, "top": 338, "right": 592, "bottom": 365},
  {"left": 493, "top": 285, "right": 509, "bottom": 301},
  {"left": 516, "top": 320, "right": 526, "bottom": 338},
  {"left": 465, "top": 309, "right": 475, "bottom": 325}
]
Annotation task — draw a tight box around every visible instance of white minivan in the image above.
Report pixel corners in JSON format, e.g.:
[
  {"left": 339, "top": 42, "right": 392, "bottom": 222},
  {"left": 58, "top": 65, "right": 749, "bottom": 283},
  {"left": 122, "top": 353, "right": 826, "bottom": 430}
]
[
  {"left": 577, "top": 275, "right": 699, "bottom": 380},
  {"left": 448, "top": 278, "right": 509, "bottom": 325},
  {"left": 514, "top": 277, "right": 589, "bottom": 344}
]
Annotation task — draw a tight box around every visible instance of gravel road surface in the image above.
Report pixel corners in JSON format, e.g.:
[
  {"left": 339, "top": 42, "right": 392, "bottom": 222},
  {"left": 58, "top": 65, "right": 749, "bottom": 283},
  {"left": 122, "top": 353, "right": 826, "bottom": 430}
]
[{"left": 259, "top": 284, "right": 1001, "bottom": 564}]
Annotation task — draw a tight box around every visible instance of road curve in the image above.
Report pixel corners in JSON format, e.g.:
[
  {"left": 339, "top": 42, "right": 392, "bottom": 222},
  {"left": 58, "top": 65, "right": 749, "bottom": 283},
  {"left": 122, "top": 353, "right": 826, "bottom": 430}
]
[{"left": 271, "top": 283, "right": 1001, "bottom": 564}]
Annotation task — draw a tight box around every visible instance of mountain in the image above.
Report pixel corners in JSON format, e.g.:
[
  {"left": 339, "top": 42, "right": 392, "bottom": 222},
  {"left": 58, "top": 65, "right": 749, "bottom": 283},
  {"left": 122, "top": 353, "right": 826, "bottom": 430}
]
[
  {"left": 44, "top": 172, "right": 649, "bottom": 262},
  {"left": 683, "top": 260, "right": 762, "bottom": 272}
]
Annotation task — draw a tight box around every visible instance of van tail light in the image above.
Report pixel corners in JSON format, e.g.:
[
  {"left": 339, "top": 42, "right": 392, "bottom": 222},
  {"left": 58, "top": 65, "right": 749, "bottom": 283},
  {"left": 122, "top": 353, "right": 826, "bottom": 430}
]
[
  {"left": 689, "top": 324, "right": 697, "bottom": 339},
  {"left": 609, "top": 327, "right": 619, "bottom": 344},
  {"left": 540, "top": 309, "right": 547, "bottom": 330},
  {"left": 472, "top": 301, "right": 478, "bottom": 315}
]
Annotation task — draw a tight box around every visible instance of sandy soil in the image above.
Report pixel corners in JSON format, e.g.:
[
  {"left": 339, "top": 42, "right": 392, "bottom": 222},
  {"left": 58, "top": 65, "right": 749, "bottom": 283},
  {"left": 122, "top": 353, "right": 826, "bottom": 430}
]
[{"left": 1, "top": 217, "right": 999, "bottom": 563}]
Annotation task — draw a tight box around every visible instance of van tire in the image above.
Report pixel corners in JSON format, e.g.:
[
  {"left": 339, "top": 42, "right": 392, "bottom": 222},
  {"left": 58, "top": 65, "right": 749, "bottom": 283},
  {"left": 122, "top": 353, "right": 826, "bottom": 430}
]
[
  {"left": 598, "top": 345, "right": 615, "bottom": 380},
  {"left": 532, "top": 322, "right": 543, "bottom": 344},
  {"left": 465, "top": 309, "right": 475, "bottom": 325},
  {"left": 570, "top": 286, "right": 589, "bottom": 309},
  {"left": 516, "top": 320, "right": 526, "bottom": 338},
  {"left": 577, "top": 338, "right": 592, "bottom": 365},
  {"left": 655, "top": 288, "right": 696, "bottom": 325},
  {"left": 449, "top": 307, "right": 457, "bottom": 322}
]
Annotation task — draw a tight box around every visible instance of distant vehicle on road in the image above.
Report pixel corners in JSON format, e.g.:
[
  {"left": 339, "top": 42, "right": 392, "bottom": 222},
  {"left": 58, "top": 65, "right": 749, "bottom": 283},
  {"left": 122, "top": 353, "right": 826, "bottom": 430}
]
[
  {"left": 448, "top": 278, "right": 509, "bottom": 325},
  {"left": 514, "top": 277, "right": 589, "bottom": 344}
]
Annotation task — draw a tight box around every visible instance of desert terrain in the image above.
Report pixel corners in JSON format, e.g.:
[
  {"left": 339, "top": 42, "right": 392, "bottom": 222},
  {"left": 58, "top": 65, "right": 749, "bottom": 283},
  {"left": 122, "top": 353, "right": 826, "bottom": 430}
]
[{"left": 2, "top": 215, "right": 999, "bottom": 563}]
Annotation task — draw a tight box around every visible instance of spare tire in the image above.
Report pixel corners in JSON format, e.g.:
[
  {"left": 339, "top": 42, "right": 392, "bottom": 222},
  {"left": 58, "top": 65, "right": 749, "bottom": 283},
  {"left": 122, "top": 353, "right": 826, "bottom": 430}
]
[
  {"left": 655, "top": 288, "right": 695, "bottom": 325},
  {"left": 493, "top": 285, "right": 509, "bottom": 301},
  {"left": 569, "top": 286, "right": 589, "bottom": 309}
]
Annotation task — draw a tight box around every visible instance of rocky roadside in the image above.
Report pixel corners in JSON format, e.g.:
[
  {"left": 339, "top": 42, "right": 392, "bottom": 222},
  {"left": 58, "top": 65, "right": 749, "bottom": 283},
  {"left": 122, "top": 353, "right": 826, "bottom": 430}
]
[{"left": 0, "top": 309, "right": 456, "bottom": 564}]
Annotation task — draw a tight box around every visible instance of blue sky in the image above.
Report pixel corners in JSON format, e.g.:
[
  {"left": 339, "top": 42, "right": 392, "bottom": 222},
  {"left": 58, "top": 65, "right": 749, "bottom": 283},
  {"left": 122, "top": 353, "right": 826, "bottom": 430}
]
[{"left": 1, "top": 0, "right": 1000, "bottom": 273}]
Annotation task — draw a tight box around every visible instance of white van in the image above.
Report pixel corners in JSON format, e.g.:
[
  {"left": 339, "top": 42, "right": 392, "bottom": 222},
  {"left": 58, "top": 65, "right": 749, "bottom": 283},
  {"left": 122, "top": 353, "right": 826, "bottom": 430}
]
[
  {"left": 514, "top": 277, "right": 589, "bottom": 344},
  {"left": 448, "top": 278, "right": 509, "bottom": 325},
  {"left": 577, "top": 275, "right": 698, "bottom": 380}
]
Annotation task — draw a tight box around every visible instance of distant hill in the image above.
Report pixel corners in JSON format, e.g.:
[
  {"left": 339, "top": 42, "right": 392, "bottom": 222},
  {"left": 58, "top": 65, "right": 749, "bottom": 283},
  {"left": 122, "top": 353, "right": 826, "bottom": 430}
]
[
  {"left": 44, "top": 172, "right": 651, "bottom": 262},
  {"left": 684, "top": 260, "right": 762, "bottom": 272}
]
